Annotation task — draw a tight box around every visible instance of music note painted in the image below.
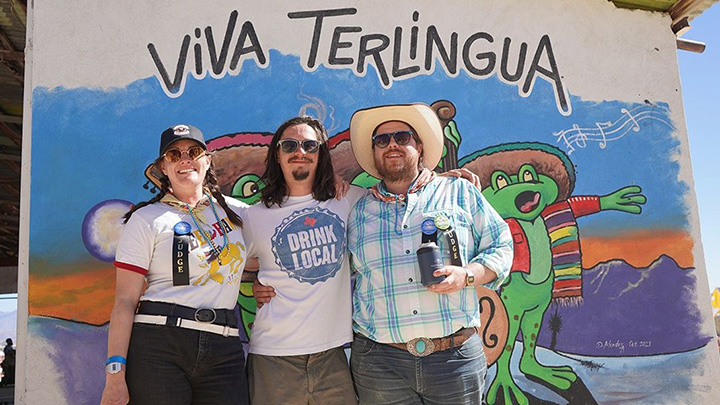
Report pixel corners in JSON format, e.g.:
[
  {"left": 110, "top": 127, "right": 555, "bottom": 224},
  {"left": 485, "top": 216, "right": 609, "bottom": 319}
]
[
  {"left": 621, "top": 108, "right": 641, "bottom": 132},
  {"left": 594, "top": 121, "right": 610, "bottom": 149},
  {"left": 569, "top": 124, "right": 588, "bottom": 148},
  {"left": 551, "top": 105, "right": 672, "bottom": 154},
  {"left": 553, "top": 130, "right": 576, "bottom": 154}
]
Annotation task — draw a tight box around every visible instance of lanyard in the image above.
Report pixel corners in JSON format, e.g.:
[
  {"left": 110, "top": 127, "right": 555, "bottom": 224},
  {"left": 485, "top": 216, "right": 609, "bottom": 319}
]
[
  {"left": 420, "top": 216, "right": 463, "bottom": 266},
  {"left": 172, "top": 221, "right": 192, "bottom": 286},
  {"left": 443, "top": 226, "right": 462, "bottom": 266}
]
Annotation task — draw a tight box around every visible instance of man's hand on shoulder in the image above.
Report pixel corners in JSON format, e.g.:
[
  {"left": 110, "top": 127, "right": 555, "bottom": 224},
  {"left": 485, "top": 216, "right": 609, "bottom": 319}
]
[
  {"left": 334, "top": 174, "right": 350, "bottom": 199},
  {"left": 427, "top": 265, "right": 468, "bottom": 294},
  {"left": 252, "top": 279, "right": 276, "bottom": 308}
]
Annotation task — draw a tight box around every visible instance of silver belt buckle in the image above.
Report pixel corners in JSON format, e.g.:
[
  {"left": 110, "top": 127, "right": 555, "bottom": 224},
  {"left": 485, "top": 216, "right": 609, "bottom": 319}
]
[
  {"left": 407, "top": 337, "right": 435, "bottom": 357},
  {"left": 194, "top": 308, "right": 217, "bottom": 323}
]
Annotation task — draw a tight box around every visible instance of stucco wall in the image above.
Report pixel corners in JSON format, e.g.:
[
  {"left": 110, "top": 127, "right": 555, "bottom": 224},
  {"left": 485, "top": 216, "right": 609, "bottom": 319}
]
[{"left": 19, "top": 0, "right": 720, "bottom": 403}]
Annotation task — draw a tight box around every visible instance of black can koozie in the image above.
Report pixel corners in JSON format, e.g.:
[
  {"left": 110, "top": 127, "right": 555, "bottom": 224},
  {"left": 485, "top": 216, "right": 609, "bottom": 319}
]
[{"left": 417, "top": 242, "right": 446, "bottom": 286}]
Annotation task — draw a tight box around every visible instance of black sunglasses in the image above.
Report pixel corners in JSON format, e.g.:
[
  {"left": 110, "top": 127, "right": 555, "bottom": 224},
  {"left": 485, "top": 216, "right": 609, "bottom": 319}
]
[
  {"left": 277, "top": 139, "right": 320, "bottom": 154},
  {"left": 371, "top": 131, "right": 414, "bottom": 148}
]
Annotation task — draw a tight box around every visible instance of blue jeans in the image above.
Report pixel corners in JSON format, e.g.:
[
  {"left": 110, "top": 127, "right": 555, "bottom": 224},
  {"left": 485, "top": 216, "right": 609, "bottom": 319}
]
[
  {"left": 126, "top": 323, "right": 249, "bottom": 405},
  {"left": 351, "top": 333, "right": 487, "bottom": 405}
]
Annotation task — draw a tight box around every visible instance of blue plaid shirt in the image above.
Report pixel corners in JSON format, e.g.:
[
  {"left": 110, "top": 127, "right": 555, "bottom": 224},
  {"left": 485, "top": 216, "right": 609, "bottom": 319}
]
[{"left": 347, "top": 176, "right": 512, "bottom": 343}]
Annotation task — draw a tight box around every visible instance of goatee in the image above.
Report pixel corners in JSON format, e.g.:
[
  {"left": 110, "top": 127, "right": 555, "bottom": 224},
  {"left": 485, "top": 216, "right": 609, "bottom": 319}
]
[{"left": 292, "top": 169, "right": 310, "bottom": 181}]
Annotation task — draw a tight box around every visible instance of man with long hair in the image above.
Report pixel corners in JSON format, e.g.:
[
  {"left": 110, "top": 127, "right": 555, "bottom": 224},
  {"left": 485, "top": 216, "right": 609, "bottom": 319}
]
[{"left": 241, "top": 116, "right": 364, "bottom": 404}]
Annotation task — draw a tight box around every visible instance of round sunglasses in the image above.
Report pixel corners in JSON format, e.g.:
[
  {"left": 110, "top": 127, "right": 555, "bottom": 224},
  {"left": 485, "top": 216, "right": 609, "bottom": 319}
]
[
  {"left": 162, "top": 146, "right": 207, "bottom": 163},
  {"left": 371, "top": 130, "right": 414, "bottom": 148},
  {"left": 277, "top": 139, "right": 320, "bottom": 154}
]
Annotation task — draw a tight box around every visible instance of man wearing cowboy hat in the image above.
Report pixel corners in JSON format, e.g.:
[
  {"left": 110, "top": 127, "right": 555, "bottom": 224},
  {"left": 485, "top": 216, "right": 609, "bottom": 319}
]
[{"left": 347, "top": 103, "right": 513, "bottom": 403}]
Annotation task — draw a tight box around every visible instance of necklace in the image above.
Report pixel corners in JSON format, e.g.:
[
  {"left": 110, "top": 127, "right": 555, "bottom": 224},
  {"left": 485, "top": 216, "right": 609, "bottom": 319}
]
[{"left": 185, "top": 193, "right": 229, "bottom": 265}]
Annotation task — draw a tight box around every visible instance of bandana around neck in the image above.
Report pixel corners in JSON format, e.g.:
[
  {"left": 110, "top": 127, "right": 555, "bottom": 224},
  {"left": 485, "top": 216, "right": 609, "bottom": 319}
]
[
  {"left": 371, "top": 168, "right": 436, "bottom": 203},
  {"left": 160, "top": 191, "right": 211, "bottom": 214}
]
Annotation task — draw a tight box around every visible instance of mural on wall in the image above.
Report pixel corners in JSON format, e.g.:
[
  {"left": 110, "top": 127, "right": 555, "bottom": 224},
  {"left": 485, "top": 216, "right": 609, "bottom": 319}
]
[{"left": 25, "top": 1, "right": 720, "bottom": 404}]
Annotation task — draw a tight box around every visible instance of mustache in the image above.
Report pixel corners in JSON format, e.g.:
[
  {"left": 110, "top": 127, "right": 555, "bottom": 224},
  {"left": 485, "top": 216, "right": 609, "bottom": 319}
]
[{"left": 288, "top": 157, "right": 313, "bottom": 163}]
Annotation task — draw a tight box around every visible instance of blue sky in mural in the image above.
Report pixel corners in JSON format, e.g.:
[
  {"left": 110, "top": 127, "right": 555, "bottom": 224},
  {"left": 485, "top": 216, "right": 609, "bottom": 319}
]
[
  {"left": 679, "top": 5, "right": 720, "bottom": 292},
  {"left": 31, "top": 49, "right": 681, "bottom": 265}
]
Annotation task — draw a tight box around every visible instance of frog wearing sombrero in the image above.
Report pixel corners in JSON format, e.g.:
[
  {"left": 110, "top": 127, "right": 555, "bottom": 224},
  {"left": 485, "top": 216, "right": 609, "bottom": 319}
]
[{"left": 460, "top": 142, "right": 646, "bottom": 404}]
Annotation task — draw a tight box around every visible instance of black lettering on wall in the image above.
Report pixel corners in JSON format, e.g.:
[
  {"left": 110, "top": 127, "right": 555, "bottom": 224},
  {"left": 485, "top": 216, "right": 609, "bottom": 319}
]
[
  {"left": 357, "top": 34, "right": 390, "bottom": 86},
  {"left": 229, "top": 20, "right": 267, "bottom": 70},
  {"left": 500, "top": 37, "right": 527, "bottom": 82},
  {"left": 329, "top": 26, "right": 361, "bottom": 65},
  {"left": 205, "top": 10, "right": 239, "bottom": 75},
  {"left": 393, "top": 27, "right": 420, "bottom": 77},
  {"left": 194, "top": 28, "right": 203, "bottom": 75},
  {"left": 523, "top": 34, "right": 569, "bottom": 114},
  {"left": 287, "top": 8, "right": 357, "bottom": 69},
  {"left": 148, "top": 35, "right": 191, "bottom": 95},
  {"left": 425, "top": 26, "right": 458, "bottom": 75},
  {"left": 410, "top": 11, "right": 419, "bottom": 60},
  {"left": 462, "top": 32, "right": 495, "bottom": 76}
]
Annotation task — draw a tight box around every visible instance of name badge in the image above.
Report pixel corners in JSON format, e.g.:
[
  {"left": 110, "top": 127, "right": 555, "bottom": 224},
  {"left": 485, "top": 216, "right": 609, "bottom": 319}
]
[{"left": 172, "top": 221, "right": 192, "bottom": 286}]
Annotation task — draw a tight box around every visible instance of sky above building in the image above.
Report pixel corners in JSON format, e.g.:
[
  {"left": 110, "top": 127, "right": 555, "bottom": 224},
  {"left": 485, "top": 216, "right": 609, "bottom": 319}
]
[{"left": 678, "top": 5, "right": 720, "bottom": 293}]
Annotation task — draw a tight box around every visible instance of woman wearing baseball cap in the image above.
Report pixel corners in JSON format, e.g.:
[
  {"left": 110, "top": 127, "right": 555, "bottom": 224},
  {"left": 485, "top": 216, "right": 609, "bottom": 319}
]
[{"left": 101, "top": 124, "right": 249, "bottom": 405}]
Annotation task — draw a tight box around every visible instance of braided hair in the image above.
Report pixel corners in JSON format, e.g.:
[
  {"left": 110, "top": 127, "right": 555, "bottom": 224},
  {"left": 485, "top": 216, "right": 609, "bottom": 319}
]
[
  {"left": 123, "top": 156, "right": 243, "bottom": 227},
  {"left": 123, "top": 157, "right": 168, "bottom": 223}
]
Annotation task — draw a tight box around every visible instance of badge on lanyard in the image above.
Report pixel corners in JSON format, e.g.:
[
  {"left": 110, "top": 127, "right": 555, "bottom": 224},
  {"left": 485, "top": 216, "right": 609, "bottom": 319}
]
[
  {"left": 421, "top": 218, "right": 437, "bottom": 234},
  {"left": 434, "top": 214, "right": 450, "bottom": 231},
  {"left": 172, "top": 221, "right": 192, "bottom": 286},
  {"left": 434, "top": 214, "right": 462, "bottom": 266},
  {"left": 421, "top": 218, "right": 438, "bottom": 244}
]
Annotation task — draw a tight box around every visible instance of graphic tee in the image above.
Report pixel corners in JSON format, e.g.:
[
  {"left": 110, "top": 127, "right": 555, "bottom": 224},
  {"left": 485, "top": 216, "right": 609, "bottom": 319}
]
[
  {"left": 114, "top": 195, "right": 248, "bottom": 310},
  {"left": 242, "top": 186, "right": 367, "bottom": 356}
]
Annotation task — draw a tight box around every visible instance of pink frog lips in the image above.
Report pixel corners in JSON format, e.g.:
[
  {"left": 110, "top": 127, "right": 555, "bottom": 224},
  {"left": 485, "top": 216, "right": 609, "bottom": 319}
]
[{"left": 516, "top": 191, "right": 541, "bottom": 213}]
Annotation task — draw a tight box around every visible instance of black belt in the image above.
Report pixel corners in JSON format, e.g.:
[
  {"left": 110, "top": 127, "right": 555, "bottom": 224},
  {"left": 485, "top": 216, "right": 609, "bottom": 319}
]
[{"left": 136, "top": 301, "right": 238, "bottom": 328}]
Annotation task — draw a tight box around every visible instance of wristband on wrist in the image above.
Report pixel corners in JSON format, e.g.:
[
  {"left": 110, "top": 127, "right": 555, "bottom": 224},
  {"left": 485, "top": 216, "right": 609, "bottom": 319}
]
[{"left": 106, "top": 356, "right": 127, "bottom": 365}]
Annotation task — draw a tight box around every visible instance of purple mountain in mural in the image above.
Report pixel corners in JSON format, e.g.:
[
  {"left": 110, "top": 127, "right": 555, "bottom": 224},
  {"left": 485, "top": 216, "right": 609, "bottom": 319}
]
[{"left": 536, "top": 255, "right": 712, "bottom": 357}]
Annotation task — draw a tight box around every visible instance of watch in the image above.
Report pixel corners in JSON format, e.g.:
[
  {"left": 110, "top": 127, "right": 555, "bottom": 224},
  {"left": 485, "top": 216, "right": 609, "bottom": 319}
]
[
  {"left": 465, "top": 268, "right": 475, "bottom": 286},
  {"left": 105, "top": 362, "right": 124, "bottom": 374}
]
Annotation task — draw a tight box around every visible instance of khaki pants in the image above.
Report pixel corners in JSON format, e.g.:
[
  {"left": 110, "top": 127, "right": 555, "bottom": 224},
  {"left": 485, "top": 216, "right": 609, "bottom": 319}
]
[{"left": 249, "top": 346, "right": 357, "bottom": 405}]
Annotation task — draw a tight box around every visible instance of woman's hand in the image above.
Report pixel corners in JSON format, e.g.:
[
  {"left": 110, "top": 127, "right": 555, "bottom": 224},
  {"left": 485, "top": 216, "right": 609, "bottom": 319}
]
[{"left": 100, "top": 371, "right": 129, "bottom": 405}]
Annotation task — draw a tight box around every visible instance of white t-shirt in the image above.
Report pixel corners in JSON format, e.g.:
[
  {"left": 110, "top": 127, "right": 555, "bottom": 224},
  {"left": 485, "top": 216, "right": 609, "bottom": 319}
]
[
  {"left": 114, "top": 196, "right": 248, "bottom": 310},
  {"left": 242, "top": 186, "right": 367, "bottom": 356}
]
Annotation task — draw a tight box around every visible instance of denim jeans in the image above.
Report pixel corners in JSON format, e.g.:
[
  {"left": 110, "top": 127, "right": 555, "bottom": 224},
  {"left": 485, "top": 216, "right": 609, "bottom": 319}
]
[
  {"left": 351, "top": 333, "right": 487, "bottom": 405},
  {"left": 126, "top": 323, "right": 249, "bottom": 405}
]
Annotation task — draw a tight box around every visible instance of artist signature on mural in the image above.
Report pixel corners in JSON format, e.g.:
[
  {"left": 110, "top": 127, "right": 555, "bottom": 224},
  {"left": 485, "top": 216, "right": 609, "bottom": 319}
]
[{"left": 596, "top": 339, "right": 652, "bottom": 353}]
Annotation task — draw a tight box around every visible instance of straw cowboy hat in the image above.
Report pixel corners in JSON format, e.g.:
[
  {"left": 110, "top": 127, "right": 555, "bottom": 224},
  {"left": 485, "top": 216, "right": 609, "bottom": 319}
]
[{"left": 350, "top": 103, "right": 444, "bottom": 179}]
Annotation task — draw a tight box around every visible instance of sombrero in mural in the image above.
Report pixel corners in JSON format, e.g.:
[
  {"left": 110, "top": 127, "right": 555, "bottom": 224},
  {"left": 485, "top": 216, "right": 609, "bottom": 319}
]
[
  {"left": 460, "top": 142, "right": 576, "bottom": 201},
  {"left": 350, "top": 103, "right": 444, "bottom": 179}
]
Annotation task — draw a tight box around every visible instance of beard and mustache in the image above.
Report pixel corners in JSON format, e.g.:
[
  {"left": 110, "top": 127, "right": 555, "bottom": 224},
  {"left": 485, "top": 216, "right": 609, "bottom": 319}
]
[{"left": 374, "top": 150, "right": 419, "bottom": 183}]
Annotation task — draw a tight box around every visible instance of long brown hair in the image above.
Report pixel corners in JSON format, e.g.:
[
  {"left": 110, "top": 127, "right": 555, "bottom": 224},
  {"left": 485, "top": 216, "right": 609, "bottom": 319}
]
[
  {"left": 260, "top": 116, "right": 336, "bottom": 207},
  {"left": 124, "top": 156, "right": 243, "bottom": 227}
]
